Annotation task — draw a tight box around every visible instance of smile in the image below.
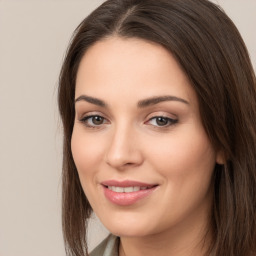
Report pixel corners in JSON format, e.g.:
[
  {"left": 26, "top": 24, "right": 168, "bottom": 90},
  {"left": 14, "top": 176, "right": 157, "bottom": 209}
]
[
  {"left": 107, "top": 186, "right": 150, "bottom": 193},
  {"left": 101, "top": 180, "right": 158, "bottom": 206}
]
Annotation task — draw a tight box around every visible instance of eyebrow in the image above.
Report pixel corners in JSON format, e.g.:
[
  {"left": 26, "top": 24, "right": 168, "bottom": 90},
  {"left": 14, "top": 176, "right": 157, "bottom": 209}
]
[
  {"left": 75, "top": 95, "right": 107, "bottom": 107},
  {"left": 137, "top": 95, "right": 189, "bottom": 107},
  {"left": 74, "top": 94, "right": 189, "bottom": 108}
]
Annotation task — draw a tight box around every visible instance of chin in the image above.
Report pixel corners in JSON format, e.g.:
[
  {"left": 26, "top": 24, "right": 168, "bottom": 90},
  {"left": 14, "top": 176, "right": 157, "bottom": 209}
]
[
  {"left": 99, "top": 214, "right": 156, "bottom": 237},
  {"left": 108, "top": 225, "right": 153, "bottom": 238}
]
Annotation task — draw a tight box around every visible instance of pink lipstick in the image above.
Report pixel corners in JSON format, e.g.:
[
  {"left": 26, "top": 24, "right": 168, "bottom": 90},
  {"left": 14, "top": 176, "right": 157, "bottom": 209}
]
[{"left": 101, "top": 180, "right": 158, "bottom": 206}]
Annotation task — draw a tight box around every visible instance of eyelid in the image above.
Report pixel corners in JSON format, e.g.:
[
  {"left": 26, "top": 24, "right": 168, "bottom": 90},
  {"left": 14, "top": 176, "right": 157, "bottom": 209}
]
[
  {"left": 77, "top": 110, "right": 107, "bottom": 121},
  {"left": 146, "top": 111, "right": 177, "bottom": 121}
]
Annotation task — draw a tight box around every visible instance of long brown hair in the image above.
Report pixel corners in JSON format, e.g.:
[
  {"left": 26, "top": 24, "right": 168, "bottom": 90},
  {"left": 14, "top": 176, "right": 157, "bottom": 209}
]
[{"left": 58, "top": 0, "right": 256, "bottom": 255}]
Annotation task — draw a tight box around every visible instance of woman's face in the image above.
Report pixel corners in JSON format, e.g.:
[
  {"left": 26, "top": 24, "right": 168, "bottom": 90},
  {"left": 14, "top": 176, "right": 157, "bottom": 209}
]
[{"left": 72, "top": 37, "right": 222, "bottom": 238}]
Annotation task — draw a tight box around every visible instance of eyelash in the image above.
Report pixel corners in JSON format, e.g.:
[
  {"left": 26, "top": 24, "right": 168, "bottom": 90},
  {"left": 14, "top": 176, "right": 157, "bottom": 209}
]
[
  {"left": 79, "top": 114, "right": 178, "bottom": 129},
  {"left": 79, "top": 115, "right": 109, "bottom": 128},
  {"left": 146, "top": 116, "right": 178, "bottom": 127}
]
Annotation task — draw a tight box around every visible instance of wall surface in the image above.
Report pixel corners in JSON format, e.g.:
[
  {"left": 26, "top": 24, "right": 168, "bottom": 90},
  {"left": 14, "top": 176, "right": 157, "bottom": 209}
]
[{"left": 0, "top": 1, "right": 255, "bottom": 255}]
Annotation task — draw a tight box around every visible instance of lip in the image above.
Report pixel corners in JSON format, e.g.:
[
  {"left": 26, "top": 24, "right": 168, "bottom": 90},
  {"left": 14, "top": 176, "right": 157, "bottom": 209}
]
[
  {"left": 101, "top": 180, "right": 158, "bottom": 206},
  {"left": 101, "top": 179, "right": 156, "bottom": 187}
]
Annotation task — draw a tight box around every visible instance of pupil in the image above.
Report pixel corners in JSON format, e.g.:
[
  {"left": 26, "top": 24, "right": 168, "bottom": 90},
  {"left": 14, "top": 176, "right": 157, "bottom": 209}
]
[
  {"left": 93, "top": 116, "right": 103, "bottom": 125},
  {"left": 156, "top": 117, "right": 168, "bottom": 126}
]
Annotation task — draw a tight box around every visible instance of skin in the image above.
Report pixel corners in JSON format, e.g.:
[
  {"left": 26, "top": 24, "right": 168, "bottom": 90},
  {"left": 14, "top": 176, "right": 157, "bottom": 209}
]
[{"left": 72, "top": 37, "right": 223, "bottom": 256}]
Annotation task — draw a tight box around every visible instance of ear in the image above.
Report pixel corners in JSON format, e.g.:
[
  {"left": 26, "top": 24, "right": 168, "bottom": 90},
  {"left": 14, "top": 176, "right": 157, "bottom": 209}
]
[{"left": 216, "top": 150, "right": 226, "bottom": 165}]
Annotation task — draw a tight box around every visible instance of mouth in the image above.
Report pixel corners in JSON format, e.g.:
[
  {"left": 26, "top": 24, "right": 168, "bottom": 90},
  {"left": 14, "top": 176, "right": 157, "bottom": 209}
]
[
  {"left": 101, "top": 180, "right": 158, "bottom": 206},
  {"left": 105, "top": 185, "right": 156, "bottom": 193}
]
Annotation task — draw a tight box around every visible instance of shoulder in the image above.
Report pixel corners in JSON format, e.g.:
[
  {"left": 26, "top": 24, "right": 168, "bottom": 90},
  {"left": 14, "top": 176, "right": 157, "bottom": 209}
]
[{"left": 89, "top": 234, "right": 119, "bottom": 256}]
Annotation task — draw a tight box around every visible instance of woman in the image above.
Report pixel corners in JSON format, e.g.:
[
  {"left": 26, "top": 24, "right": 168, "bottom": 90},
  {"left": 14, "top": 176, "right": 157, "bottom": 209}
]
[{"left": 58, "top": 0, "right": 256, "bottom": 255}]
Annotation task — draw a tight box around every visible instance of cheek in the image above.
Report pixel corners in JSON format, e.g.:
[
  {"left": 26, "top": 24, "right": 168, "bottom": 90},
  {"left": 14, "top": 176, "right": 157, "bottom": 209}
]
[
  {"left": 146, "top": 127, "right": 216, "bottom": 187},
  {"left": 142, "top": 129, "right": 216, "bottom": 227},
  {"left": 71, "top": 127, "right": 109, "bottom": 210},
  {"left": 71, "top": 128, "right": 105, "bottom": 182}
]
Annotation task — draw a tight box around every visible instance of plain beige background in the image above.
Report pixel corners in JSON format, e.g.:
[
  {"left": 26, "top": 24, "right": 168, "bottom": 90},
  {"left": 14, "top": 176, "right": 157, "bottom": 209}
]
[{"left": 0, "top": 1, "right": 255, "bottom": 255}]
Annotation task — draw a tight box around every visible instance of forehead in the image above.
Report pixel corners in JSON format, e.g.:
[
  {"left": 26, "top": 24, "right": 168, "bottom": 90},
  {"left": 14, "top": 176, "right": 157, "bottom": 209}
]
[{"left": 75, "top": 36, "right": 196, "bottom": 106}]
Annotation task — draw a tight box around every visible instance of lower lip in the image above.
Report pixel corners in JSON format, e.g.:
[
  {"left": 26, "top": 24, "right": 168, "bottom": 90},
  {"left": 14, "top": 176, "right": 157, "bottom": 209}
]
[{"left": 102, "top": 186, "right": 157, "bottom": 206}]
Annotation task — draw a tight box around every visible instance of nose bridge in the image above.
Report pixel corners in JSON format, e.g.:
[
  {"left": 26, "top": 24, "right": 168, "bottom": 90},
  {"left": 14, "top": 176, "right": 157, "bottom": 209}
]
[{"left": 105, "top": 119, "right": 142, "bottom": 169}]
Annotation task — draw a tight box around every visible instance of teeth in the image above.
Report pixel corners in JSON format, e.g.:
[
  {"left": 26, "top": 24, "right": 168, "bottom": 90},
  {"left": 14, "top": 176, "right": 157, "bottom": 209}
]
[
  {"left": 124, "top": 187, "right": 133, "bottom": 192},
  {"left": 108, "top": 186, "right": 147, "bottom": 193},
  {"left": 115, "top": 187, "right": 124, "bottom": 192}
]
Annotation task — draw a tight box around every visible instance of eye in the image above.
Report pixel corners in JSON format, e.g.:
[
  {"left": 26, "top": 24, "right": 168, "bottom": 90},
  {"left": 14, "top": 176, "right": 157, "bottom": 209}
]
[
  {"left": 147, "top": 116, "right": 178, "bottom": 127},
  {"left": 80, "top": 115, "right": 108, "bottom": 128}
]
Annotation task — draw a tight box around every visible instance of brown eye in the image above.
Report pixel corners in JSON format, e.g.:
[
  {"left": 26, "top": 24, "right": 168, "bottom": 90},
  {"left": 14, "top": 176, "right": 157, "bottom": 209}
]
[
  {"left": 156, "top": 117, "right": 169, "bottom": 126},
  {"left": 147, "top": 116, "right": 178, "bottom": 127},
  {"left": 80, "top": 115, "right": 108, "bottom": 128},
  {"left": 92, "top": 116, "right": 104, "bottom": 125}
]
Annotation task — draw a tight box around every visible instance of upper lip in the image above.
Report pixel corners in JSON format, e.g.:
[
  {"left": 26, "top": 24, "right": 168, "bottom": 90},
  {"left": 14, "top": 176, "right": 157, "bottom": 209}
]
[{"left": 101, "top": 180, "right": 158, "bottom": 187}]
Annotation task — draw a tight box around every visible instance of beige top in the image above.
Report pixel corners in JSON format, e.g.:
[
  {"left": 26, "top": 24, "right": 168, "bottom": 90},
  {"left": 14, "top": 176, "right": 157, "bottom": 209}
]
[{"left": 89, "top": 234, "right": 119, "bottom": 256}]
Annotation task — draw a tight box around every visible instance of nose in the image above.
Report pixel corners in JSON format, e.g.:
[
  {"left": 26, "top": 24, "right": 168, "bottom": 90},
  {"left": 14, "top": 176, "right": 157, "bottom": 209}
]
[{"left": 105, "top": 124, "right": 143, "bottom": 170}]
